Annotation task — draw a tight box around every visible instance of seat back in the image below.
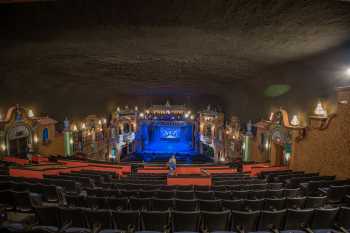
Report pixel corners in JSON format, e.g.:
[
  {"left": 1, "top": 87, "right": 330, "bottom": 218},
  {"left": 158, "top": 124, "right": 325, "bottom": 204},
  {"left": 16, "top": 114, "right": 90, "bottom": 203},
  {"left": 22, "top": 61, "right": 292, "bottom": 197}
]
[
  {"left": 215, "top": 191, "right": 231, "bottom": 200},
  {"left": 59, "top": 207, "right": 87, "bottom": 228},
  {"left": 310, "top": 208, "right": 339, "bottom": 229},
  {"left": 202, "top": 210, "right": 231, "bottom": 232},
  {"left": 264, "top": 198, "right": 286, "bottom": 211},
  {"left": 231, "top": 210, "right": 260, "bottom": 232},
  {"left": 305, "top": 196, "right": 326, "bottom": 209},
  {"left": 129, "top": 197, "right": 151, "bottom": 210},
  {"left": 87, "top": 196, "right": 108, "bottom": 209},
  {"left": 284, "top": 209, "right": 314, "bottom": 230},
  {"left": 83, "top": 209, "right": 113, "bottom": 229},
  {"left": 196, "top": 191, "right": 215, "bottom": 200},
  {"left": 199, "top": 199, "right": 222, "bottom": 211},
  {"left": 172, "top": 211, "right": 200, "bottom": 232},
  {"left": 286, "top": 197, "right": 306, "bottom": 209},
  {"left": 244, "top": 199, "right": 264, "bottom": 211},
  {"left": 156, "top": 190, "right": 175, "bottom": 199},
  {"left": 112, "top": 210, "right": 140, "bottom": 231},
  {"left": 258, "top": 209, "right": 286, "bottom": 230},
  {"left": 176, "top": 191, "right": 195, "bottom": 199},
  {"left": 336, "top": 207, "right": 350, "bottom": 229},
  {"left": 152, "top": 198, "right": 174, "bottom": 211},
  {"left": 174, "top": 199, "right": 197, "bottom": 211},
  {"left": 35, "top": 206, "right": 60, "bottom": 227},
  {"left": 141, "top": 211, "right": 170, "bottom": 232},
  {"left": 222, "top": 199, "right": 243, "bottom": 211},
  {"left": 106, "top": 197, "right": 128, "bottom": 210}
]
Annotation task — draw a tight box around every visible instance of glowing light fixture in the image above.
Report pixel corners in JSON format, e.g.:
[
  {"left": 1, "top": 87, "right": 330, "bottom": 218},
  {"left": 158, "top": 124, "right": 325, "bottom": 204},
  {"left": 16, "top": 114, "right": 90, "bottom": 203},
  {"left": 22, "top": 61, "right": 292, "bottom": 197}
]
[
  {"left": 33, "top": 135, "right": 39, "bottom": 143},
  {"left": 70, "top": 139, "right": 74, "bottom": 145},
  {"left": 184, "top": 113, "right": 189, "bottom": 118},
  {"left": 102, "top": 118, "right": 107, "bottom": 124},
  {"left": 269, "top": 112, "right": 274, "bottom": 121},
  {"left": 81, "top": 123, "right": 86, "bottom": 130},
  {"left": 346, "top": 67, "right": 350, "bottom": 76},
  {"left": 290, "top": 115, "right": 300, "bottom": 126},
  {"left": 1, "top": 144, "right": 6, "bottom": 151},
  {"left": 117, "top": 107, "right": 120, "bottom": 112},
  {"left": 28, "top": 109, "right": 34, "bottom": 118},
  {"left": 139, "top": 113, "right": 144, "bottom": 118},
  {"left": 72, "top": 124, "right": 78, "bottom": 131},
  {"left": 190, "top": 115, "right": 194, "bottom": 120},
  {"left": 98, "top": 120, "right": 102, "bottom": 125},
  {"left": 135, "top": 106, "right": 138, "bottom": 111},
  {"left": 314, "top": 101, "right": 327, "bottom": 117},
  {"left": 265, "top": 141, "right": 269, "bottom": 149}
]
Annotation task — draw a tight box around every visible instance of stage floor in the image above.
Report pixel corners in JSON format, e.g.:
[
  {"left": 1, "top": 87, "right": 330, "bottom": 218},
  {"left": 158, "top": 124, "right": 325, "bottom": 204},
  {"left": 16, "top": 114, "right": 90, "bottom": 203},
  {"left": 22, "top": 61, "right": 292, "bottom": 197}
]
[{"left": 142, "top": 141, "right": 196, "bottom": 155}]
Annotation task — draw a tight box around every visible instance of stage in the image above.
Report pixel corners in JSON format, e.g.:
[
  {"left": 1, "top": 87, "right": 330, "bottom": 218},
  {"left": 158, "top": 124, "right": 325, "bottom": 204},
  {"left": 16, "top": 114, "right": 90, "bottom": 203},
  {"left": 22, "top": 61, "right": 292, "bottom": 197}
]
[{"left": 136, "top": 117, "right": 200, "bottom": 162}]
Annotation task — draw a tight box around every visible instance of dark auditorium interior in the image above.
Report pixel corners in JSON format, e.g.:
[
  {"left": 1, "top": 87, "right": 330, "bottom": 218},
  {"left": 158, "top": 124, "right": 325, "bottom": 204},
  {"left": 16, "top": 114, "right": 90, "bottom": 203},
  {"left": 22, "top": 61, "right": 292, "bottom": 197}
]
[{"left": 0, "top": 1, "right": 350, "bottom": 233}]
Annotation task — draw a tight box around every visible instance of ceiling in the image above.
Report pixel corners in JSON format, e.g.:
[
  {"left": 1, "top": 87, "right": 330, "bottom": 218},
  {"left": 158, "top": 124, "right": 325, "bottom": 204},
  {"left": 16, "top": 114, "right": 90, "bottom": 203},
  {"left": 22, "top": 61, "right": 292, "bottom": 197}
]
[{"left": 1, "top": 0, "right": 350, "bottom": 122}]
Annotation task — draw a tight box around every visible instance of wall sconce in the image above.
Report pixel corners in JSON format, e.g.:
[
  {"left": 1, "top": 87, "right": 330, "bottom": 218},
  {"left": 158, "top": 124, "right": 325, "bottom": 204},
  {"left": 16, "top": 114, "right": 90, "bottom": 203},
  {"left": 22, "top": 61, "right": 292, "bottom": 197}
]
[
  {"left": 70, "top": 139, "right": 74, "bottom": 145},
  {"left": 98, "top": 120, "right": 102, "bottom": 125},
  {"left": 139, "top": 113, "right": 145, "bottom": 118},
  {"left": 190, "top": 115, "right": 194, "bottom": 120},
  {"left": 290, "top": 115, "right": 300, "bottom": 127},
  {"left": 28, "top": 109, "right": 34, "bottom": 118},
  {"left": 81, "top": 123, "right": 86, "bottom": 130},
  {"left": 314, "top": 101, "right": 327, "bottom": 117},
  {"left": 102, "top": 118, "right": 107, "bottom": 124}
]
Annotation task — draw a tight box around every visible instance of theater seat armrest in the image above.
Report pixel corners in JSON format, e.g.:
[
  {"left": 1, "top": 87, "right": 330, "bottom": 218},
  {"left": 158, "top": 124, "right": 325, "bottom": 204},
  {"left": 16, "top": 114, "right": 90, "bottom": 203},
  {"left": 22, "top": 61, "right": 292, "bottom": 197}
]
[
  {"left": 303, "top": 226, "right": 314, "bottom": 233},
  {"left": 234, "top": 224, "right": 244, "bottom": 233},
  {"left": 128, "top": 224, "right": 135, "bottom": 233},
  {"left": 163, "top": 224, "right": 171, "bottom": 233},
  {"left": 92, "top": 223, "right": 102, "bottom": 233},
  {"left": 333, "top": 223, "right": 349, "bottom": 233},
  {"left": 59, "top": 220, "right": 72, "bottom": 233}
]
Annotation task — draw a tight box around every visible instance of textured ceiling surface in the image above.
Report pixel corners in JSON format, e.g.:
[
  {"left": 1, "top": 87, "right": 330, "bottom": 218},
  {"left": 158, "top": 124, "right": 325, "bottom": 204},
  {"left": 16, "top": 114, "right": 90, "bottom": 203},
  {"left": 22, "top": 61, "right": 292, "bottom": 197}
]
[{"left": 1, "top": 0, "right": 350, "bottom": 121}]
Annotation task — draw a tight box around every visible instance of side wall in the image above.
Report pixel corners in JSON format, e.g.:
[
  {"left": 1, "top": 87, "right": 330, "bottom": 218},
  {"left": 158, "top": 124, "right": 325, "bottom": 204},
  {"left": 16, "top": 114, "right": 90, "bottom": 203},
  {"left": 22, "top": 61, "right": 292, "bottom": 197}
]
[{"left": 290, "top": 88, "right": 350, "bottom": 179}]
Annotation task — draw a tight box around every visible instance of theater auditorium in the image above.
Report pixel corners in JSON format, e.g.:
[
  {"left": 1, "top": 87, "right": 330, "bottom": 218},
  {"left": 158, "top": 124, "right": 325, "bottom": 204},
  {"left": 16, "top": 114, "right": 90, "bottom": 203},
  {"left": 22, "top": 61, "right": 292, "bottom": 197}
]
[{"left": 0, "top": 1, "right": 350, "bottom": 233}]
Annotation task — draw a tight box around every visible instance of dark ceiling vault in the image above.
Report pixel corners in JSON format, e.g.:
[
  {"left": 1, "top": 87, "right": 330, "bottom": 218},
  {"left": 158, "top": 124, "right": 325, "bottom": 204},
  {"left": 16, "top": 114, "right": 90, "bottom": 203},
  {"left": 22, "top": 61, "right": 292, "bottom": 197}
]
[{"left": 1, "top": 0, "right": 350, "bottom": 122}]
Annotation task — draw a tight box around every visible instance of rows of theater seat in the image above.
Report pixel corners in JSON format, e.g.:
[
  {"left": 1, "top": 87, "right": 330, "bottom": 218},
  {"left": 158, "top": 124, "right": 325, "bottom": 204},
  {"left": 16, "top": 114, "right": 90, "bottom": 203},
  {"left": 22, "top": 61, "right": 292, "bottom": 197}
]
[
  {"left": 1, "top": 168, "right": 350, "bottom": 233},
  {"left": 2, "top": 204, "right": 350, "bottom": 233}
]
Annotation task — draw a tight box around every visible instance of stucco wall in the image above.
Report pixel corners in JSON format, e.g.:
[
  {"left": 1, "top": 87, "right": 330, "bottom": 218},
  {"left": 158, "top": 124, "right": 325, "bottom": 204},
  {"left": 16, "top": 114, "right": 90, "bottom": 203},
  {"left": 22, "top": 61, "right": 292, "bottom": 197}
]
[{"left": 290, "top": 88, "right": 350, "bottom": 179}]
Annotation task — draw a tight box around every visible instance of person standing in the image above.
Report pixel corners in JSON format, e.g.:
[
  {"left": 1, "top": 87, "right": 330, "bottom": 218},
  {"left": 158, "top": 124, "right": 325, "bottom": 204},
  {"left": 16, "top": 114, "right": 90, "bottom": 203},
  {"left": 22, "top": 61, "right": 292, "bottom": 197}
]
[{"left": 168, "top": 155, "right": 177, "bottom": 176}]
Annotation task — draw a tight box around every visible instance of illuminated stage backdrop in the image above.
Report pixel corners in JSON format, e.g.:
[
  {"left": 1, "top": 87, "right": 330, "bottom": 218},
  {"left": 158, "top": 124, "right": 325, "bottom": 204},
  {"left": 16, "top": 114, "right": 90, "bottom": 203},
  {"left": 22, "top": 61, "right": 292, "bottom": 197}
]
[{"left": 136, "top": 121, "right": 197, "bottom": 160}]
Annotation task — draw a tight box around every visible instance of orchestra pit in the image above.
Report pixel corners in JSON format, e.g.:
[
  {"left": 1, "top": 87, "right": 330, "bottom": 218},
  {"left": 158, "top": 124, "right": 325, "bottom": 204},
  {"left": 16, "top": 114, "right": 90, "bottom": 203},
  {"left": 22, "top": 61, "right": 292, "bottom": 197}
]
[{"left": 0, "top": 1, "right": 349, "bottom": 233}]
